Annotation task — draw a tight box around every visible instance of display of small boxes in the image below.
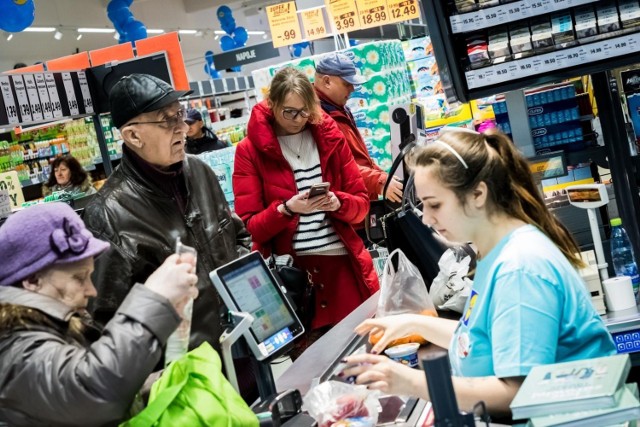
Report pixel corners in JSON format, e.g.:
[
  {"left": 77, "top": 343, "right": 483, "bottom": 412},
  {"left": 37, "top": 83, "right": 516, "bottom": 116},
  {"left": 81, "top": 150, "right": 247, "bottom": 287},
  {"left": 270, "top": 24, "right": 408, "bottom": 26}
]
[
  {"left": 619, "top": 0, "right": 640, "bottom": 29},
  {"left": 509, "top": 23, "right": 533, "bottom": 54},
  {"left": 574, "top": 5, "right": 598, "bottom": 39},
  {"left": 530, "top": 17, "right": 554, "bottom": 49},
  {"left": 597, "top": 0, "right": 621, "bottom": 33},
  {"left": 551, "top": 12, "right": 576, "bottom": 45},
  {"left": 488, "top": 26, "right": 511, "bottom": 58}
]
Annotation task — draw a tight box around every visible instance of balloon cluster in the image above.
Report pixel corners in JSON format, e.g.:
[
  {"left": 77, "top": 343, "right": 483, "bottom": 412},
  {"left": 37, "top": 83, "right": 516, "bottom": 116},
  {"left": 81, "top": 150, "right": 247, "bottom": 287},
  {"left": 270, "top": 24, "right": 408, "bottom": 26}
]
[
  {"left": 216, "top": 5, "right": 248, "bottom": 72},
  {"left": 107, "top": 0, "right": 147, "bottom": 43},
  {"left": 290, "top": 42, "right": 309, "bottom": 58},
  {"left": 204, "top": 51, "right": 221, "bottom": 79},
  {"left": 0, "top": 0, "right": 35, "bottom": 33}
]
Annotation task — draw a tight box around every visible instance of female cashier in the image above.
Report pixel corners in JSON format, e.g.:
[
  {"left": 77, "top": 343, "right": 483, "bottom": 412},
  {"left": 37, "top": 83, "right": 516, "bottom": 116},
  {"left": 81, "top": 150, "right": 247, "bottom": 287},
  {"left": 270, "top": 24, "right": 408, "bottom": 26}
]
[{"left": 342, "top": 128, "right": 616, "bottom": 417}]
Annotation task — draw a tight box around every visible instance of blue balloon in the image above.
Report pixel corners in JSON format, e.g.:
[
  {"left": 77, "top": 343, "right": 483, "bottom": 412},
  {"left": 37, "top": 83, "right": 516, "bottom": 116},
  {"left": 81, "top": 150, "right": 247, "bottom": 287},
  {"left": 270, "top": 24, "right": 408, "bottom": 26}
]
[
  {"left": 349, "top": 39, "right": 359, "bottom": 47},
  {"left": 125, "top": 20, "right": 147, "bottom": 42},
  {"left": 231, "top": 66, "right": 241, "bottom": 72},
  {"left": 107, "top": 0, "right": 129, "bottom": 14},
  {"left": 220, "top": 35, "right": 235, "bottom": 51},
  {"left": 292, "top": 46, "right": 302, "bottom": 58},
  {"left": 205, "top": 50, "right": 215, "bottom": 63},
  {"left": 233, "top": 26, "right": 248, "bottom": 46},
  {"left": 109, "top": 8, "right": 133, "bottom": 31},
  {"left": 221, "top": 20, "right": 236, "bottom": 35},
  {"left": 204, "top": 63, "right": 221, "bottom": 79},
  {"left": 0, "top": 0, "right": 35, "bottom": 33},
  {"left": 217, "top": 5, "right": 232, "bottom": 20}
]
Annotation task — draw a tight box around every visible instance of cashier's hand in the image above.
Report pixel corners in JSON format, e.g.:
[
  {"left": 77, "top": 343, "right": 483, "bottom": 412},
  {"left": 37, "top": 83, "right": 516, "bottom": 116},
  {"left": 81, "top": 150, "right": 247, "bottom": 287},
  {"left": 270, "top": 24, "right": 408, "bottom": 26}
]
[
  {"left": 385, "top": 176, "right": 403, "bottom": 203},
  {"left": 145, "top": 254, "right": 199, "bottom": 316},
  {"left": 355, "top": 314, "right": 428, "bottom": 355},
  {"left": 341, "top": 353, "right": 422, "bottom": 397}
]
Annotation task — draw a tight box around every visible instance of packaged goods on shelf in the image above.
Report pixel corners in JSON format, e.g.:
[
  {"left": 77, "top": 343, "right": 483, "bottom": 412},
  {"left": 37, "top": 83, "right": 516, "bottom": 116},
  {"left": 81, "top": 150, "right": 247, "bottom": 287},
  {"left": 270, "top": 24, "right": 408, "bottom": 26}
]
[
  {"left": 198, "top": 146, "right": 236, "bottom": 210},
  {"left": 619, "top": 0, "right": 640, "bottom": 29}
]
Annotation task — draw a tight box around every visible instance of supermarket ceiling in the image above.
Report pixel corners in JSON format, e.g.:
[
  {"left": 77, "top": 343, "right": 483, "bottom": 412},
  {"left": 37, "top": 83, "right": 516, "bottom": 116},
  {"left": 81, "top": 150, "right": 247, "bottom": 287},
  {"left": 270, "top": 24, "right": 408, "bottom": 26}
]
[{"left": 0, "top": 0, "right": 277, "bottom": 71}]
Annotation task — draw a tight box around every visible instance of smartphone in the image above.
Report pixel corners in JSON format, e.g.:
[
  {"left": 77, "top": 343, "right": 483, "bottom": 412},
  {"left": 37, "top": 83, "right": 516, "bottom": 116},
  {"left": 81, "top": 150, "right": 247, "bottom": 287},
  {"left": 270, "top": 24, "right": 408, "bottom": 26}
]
[{"left": 308, "top": 182, "right": 330, "bottom": 198}]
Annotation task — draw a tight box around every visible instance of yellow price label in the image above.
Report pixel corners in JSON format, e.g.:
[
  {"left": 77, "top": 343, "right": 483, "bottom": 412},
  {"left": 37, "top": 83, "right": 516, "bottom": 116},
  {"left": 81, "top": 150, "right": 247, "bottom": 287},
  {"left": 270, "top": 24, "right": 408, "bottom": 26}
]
[
  {"left": 387, "top": 0, "right": 420, "bottom": 23},
  {"left": 325, "top": 0, "right": 361, "bottom": 33},
  {"left": 266, "top": 1, "right": 302, "bottom": 48},
  {"left": 301, "top": 8, "right": 328, "bottom": 41},
  {"left": 356, "top": 0, "right": 390, "bottom": 29}
]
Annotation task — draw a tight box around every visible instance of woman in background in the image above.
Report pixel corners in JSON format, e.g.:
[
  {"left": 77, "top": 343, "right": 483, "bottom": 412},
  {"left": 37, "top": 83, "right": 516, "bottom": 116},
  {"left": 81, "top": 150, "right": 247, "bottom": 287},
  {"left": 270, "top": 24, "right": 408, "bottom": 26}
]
[
  {"left": 233, "top": 67, "right": 379, "bottom": 340},
  {"left": 43, "top": 154, "right": 96, "bottom": 196}
]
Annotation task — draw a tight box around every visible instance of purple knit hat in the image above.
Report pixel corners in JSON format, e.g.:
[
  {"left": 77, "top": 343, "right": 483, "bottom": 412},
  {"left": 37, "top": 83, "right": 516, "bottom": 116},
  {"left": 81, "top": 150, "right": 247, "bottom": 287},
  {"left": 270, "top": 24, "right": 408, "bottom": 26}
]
[{"left": 0, "top": 203, "right": 110, "bottom": 286}]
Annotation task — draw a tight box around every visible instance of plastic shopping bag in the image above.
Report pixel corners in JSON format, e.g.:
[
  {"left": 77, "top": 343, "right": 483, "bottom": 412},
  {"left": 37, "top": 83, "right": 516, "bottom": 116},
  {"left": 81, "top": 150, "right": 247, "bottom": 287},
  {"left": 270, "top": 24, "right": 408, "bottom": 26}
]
[
  {"left": 370, "top": 249, "right": 437, "bottom": 347},
  {"left": 120, "top": 342, "right": 258, "bottom": 427},
  {"left": 429, "top": 246, "right": 474, "bottom": 313},
  {"left": 302, "top": 381, "right": 379, "bottom": 427}
]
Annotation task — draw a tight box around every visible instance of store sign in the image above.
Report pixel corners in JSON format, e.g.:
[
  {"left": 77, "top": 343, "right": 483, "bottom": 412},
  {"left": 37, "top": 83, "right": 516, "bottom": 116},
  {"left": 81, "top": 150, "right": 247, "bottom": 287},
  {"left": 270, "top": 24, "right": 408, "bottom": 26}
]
[
  {"left": 34, "top": 74, "right": 54, "bottom": 121},
  {"left": 325, "top": 0, "right": 361, "bottom": 33},
  {"left": 387, "top": 0, "right": 420, "bottom": 23},
  {"left": 44, "top": 73, "right": 63, "bottom": 119},
  {"left": 23, "top": 74, "right": 44, "bottom": 123},
  {"left": 301, "top": 7, "right": 328, "bottom": 41},
  {"left": 266, "top": 1, "right": 303, "bottom": 48},
  {"left": 0, "top": 76, "right": 19, "bottom": 125},
  {"left": 0, "top": 171, "right": 25, "bottom": 210},
  {"left": 212, "top": 42, "right": 281, "bottom": 70},
  {"left": 11, "top": 75, "right": 32, "bottom": 124},
  {"left": 356, "top": 0, "right": 390, "bottom": 29},
  {"left": 61, "top": 72, "right": 79, "bottom": 116},
  {"left": 0, "top": 190, "right": 10, "bottom": 218},
  {"left": 77, "top": 71, "right": 94, "bottom": 114}
]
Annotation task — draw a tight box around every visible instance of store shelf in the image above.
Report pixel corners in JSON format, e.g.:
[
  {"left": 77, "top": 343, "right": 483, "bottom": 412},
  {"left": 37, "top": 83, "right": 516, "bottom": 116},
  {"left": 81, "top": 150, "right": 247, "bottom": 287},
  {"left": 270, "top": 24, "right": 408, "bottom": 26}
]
[
  {"left": 109, "top": 153, "right": 122, "bottom": 161},
  {"left": 185, "top": 76, "right": 255, "bottom": 99},
  {"left": 465, "top": 32, "right": 640, "bottom": 90},
  {"left": 449, "top": 0, "right": 597, "bottom": 33}
]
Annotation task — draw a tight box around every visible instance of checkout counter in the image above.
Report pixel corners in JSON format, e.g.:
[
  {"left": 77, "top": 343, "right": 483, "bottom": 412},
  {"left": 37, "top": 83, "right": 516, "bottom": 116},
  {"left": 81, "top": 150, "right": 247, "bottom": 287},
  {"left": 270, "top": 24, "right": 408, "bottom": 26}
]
[{"left": 604, "top": 304, "right": 640, "bottom": 366}]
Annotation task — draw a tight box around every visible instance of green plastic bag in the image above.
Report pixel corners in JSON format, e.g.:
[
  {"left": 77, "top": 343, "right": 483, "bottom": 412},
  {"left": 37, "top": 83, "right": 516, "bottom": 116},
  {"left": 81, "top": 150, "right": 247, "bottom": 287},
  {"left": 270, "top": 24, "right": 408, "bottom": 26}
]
[{"left": 121, "top": 342, "right": 259, "bottom": 427}]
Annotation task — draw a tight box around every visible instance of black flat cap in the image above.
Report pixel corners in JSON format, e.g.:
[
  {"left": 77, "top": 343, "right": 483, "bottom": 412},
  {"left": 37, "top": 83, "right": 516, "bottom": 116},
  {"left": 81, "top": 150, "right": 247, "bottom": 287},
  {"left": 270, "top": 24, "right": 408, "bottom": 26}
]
[{"left": 109, "top": 74, "right": 192, "bottom": 128}]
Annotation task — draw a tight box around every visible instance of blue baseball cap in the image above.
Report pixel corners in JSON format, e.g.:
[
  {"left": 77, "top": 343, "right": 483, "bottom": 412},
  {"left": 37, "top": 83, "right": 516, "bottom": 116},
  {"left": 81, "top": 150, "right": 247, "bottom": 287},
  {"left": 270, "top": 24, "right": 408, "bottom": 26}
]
[
  {"left": 315, "top": 52, "right": 367, "bottom": 85},
  {"left": 185, "top": 109, "right": 203, "bottom": 124}
]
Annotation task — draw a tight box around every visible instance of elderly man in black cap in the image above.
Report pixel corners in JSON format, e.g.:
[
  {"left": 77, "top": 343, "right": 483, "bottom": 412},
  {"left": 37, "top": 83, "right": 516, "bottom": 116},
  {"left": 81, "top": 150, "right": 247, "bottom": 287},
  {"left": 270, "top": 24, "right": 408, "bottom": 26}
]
[{"left": 83, "top": 74, "right": 252, "bottom": 387}]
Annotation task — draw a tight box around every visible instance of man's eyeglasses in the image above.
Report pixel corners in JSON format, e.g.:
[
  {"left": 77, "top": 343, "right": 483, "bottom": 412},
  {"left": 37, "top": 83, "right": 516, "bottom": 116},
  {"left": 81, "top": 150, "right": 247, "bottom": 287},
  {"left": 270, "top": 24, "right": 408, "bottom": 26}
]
[
  {"left": 127, "top": 108, "right": 186, "bottom": 129},
  {"left": 282, "top": 108, "right": 310, "bottom": 121}
]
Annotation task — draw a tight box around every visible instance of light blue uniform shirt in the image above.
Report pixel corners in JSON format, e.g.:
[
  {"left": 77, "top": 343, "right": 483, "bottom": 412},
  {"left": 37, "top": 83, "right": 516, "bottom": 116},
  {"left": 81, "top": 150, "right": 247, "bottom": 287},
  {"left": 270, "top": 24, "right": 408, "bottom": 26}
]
[{"left": 450, "top": 225, "right": 616, "bottom": 378}]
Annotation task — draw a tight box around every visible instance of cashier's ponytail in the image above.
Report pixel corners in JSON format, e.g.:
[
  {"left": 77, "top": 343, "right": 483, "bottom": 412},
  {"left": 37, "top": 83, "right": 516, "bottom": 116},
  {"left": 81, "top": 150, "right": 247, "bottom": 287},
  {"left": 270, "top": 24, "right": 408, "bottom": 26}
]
[{"left": 413, "top": 128, "right": 583, "bottom": 268}]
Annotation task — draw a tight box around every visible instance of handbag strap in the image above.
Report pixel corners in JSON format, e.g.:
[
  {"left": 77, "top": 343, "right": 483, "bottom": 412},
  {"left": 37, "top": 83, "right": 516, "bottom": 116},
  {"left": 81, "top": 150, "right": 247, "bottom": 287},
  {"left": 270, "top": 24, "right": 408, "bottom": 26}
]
[{"left": 382, "top": 141, "right": 417, "bottom": 206}]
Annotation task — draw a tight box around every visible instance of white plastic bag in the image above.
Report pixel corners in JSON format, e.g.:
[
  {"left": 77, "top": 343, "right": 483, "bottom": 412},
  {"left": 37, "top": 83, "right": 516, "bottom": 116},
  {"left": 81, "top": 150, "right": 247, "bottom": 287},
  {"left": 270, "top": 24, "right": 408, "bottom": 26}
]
[
  {"left": 302, "top": 381, "right": 379, "bottom": 427},
  {"left": 429, "top": 247, "right": 473, "bottom": 313},
  {"left": 377, "top": 249, "right": 436, "bottom": 317}
]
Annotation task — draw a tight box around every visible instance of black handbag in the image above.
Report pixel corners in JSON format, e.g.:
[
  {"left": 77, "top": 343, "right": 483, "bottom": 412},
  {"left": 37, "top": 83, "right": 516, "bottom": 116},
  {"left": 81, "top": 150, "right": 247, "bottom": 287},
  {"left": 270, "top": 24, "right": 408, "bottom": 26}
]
[
  {"left": 367, "top": 142, "right": 449, "bottom": 290},
  {"left": 269, "top": 255, "right": 315, "bottom": 329}
]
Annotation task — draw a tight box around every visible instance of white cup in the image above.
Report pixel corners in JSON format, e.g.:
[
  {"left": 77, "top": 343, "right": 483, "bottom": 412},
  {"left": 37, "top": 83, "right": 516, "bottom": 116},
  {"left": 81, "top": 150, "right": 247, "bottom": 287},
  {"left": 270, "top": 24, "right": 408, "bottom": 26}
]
[{"left": 603, "top": 276, "right": 637, "bottom": 312}]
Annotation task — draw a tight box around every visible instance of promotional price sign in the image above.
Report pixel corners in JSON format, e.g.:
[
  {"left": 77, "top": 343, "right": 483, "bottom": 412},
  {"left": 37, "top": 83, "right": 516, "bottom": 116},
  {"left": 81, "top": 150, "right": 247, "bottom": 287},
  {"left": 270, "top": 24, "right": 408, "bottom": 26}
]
[
  {"left": 301, "top": 8, "right": 328, "bottom": 41},
  {"left": 11, "top": 75, "right": 32, "bottom": 124},
  {"left": 34, "top": 73, "right": 54, "bottom": 121},
  {"left": 266, "top": 1, "right": 302, "bottom": 48},
  {"left": 61, "top": 72, "right": 79, "bottom": 116},
  {"left": 387, "top": 0, "right": 420, "bottom": 23},
  {"left": 0, "top": 171, "right": 25, "bottom": 210},
  {"left": 23, "top": 74, "right": 44, "bottom": 123},
  {"left": 0, "top": 76, "right": 19, "bottom": 125},
  {"left": 77, "top": 71, "right": 94, "bottom": 114},
  {"left": 325, "top": 0, "right": 361, "bottom": 33},
  {"left": 356, "top": 0, "right": 390, "bottom": 29},
  {"left": 44, "top": 73, "right": 63, "bottom": 119}
]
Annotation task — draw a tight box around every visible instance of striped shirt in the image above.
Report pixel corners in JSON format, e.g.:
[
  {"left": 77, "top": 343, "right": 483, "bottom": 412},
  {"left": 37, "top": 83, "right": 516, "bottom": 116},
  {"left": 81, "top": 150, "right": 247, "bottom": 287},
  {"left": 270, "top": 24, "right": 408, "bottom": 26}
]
[{"left": 279, "top": 130, "right": 347, "bottom": 256}]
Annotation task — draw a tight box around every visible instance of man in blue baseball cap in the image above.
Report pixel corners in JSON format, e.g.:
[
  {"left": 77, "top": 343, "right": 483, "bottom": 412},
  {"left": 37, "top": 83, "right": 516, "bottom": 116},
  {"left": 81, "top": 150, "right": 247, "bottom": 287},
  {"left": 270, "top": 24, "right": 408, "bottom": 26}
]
[
  {"left": 185, "top": 109, "right": 229, "bottom": 154},
  {"left": 313, "top": 53, "right": 403, "bottom": 240}
]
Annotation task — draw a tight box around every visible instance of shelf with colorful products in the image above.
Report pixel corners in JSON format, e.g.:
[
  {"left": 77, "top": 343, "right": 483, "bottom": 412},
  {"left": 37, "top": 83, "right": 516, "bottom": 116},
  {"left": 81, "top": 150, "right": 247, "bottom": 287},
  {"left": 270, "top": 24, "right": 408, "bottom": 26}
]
[
  {"left": 98, "top": 114, "right": 123, "bottom": 160},
  {"left": 252, "top": 40, "right": 414, "bottom": 172},
  {"left": 196, "top": 146, "right": 236, "bottom": 211}
]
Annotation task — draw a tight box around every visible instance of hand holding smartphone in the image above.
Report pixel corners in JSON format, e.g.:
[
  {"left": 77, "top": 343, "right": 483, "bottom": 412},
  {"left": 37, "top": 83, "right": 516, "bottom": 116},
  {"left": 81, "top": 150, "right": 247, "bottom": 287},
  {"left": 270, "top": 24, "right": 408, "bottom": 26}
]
[{"left": 307, "top": 182, "right": 330, "bottom": 198}]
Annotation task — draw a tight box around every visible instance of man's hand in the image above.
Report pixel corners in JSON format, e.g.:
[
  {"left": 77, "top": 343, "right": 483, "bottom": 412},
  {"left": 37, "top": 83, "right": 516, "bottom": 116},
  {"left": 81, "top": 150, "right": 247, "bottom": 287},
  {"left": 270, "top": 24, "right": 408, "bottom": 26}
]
[{"left": 385, "top": 176, "right": 403, "bottom": 203}]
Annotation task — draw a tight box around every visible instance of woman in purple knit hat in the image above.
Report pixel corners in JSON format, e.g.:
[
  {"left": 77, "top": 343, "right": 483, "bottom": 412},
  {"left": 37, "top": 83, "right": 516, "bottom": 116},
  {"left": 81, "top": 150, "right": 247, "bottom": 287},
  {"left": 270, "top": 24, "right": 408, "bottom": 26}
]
[{"left": 0, "top": 203, "right": 198, "bottom": 426}]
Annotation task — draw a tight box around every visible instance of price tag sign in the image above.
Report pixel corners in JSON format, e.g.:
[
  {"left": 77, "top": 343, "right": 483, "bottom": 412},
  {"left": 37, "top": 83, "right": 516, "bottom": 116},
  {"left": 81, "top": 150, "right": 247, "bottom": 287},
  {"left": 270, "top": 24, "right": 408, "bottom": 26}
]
[
  {"left": 387, "top": 0, "right": 420, "bottom": 24},
  {"left": 34, "top": 73, "right": 53, "bottom": 121},
  {"left": 325, "top": 0, "right": 361, "bottom": 33},
  {"left": 356, "top": 0, "right": 390, "bottom": 29},
  {"left": 11, "top": 75, "right": 32, "bottom": 124},
  {"left": 0, "top": 190, "right": 10, "bottom": 218},
  {"left": 77, "top": 71, "right": 94, "bottom": 114},
  {"left": 23, "top": 74, "right": 44, "bottom": 122},
  {"left": 0, "top": 171, "right": 25, "bottom": 210},
  {"left": 266, "top": 1, "right": 302, "bottom": 48},
  {"left": 61, "top": 72, "right": 79, "bottom": 116},
  {"left": 301, "top": 7, "right": 328, "bottom": 41},
  {"left": 0, "top": 76, "right": 19, "bottom": 125},
  {"left": 44, "top": 73, "right": 63, "bottom": 119}
]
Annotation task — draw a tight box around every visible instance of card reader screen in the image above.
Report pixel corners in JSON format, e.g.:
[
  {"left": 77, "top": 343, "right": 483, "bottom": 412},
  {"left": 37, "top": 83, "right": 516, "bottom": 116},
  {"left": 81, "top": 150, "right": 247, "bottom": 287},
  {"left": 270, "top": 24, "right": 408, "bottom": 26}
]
[
  {"left": 567, "top": 188, "right": 602, "bottom": 203},
  {"left": 222, "top": 259, "right": 296, "bottom": 342}
]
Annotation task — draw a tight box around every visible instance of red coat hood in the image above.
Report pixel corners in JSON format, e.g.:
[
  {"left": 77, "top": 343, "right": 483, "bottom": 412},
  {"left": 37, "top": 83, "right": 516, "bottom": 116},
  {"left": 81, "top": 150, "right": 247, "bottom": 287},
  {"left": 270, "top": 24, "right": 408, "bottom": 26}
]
[{"left": 246, "top": 100, "right": 344, "bottom": 162}]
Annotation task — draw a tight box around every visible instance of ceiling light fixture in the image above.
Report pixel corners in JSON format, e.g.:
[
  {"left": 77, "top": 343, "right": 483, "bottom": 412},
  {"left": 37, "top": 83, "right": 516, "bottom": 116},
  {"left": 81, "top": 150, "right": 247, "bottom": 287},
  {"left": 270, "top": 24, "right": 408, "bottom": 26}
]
[
  {"left": 77, "top": 28, "right": 115, "bottom": 33},
  {"left": 114, "top": 33, "right": 120, "bottom": 40},
  {"left": 178, "top": 29, "right": 197, "bottom": 35},
  {"left": 214, "top": 35, "right": 219, "bottom": 40},
  {"left": 54, "top": 31, "right": 63, "bottom": 40},
  {"left": 247, "top": 31, "right": 265, "bottom": 35},
  {"left": 263, "top": 34, "right": 268, "bottom": 39},
  {"left": 23, "top": 27, "right": 56, "bottom": 32},
  {"left": 7, "top": 34, "right": 13, "bottom": 41},
  {"left": 76, "top": 34, "right": 82, "bottom": 40},
  {"left": 146, "top": 29, "right": 165, "bottom": 34}
]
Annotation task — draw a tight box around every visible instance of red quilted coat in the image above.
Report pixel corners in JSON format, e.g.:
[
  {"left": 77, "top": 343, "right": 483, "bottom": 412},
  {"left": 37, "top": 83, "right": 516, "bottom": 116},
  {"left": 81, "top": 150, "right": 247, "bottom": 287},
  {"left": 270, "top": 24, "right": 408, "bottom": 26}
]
[{"left": 233, "top": 101, "right": 379, "bottom": 321}]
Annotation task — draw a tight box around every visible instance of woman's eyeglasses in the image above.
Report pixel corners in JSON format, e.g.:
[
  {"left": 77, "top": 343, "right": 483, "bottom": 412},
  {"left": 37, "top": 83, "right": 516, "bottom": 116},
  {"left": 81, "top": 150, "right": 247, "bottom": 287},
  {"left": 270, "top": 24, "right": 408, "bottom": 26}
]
[
  {"left": 127, "top": 108, "right": 186, "bottom": 129},
  {"left": 282, "top": 108, "right": 310, "bottom": 121}
]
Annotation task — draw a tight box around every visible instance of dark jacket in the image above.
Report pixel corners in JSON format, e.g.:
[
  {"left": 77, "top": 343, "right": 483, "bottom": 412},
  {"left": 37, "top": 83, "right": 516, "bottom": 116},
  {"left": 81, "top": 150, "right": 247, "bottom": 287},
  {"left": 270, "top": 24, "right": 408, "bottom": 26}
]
[
  {"left": 233, "top": 101, "right": 379, "bottom": 324},
  {"left": 185, "top": 128, "right": 228, "bottom": 155},
  {"left": 0, "top": 285, "right": 180, "bottom": 427},
  {"left": 83, "top": 149, "right": 251, "bottom": 352}
]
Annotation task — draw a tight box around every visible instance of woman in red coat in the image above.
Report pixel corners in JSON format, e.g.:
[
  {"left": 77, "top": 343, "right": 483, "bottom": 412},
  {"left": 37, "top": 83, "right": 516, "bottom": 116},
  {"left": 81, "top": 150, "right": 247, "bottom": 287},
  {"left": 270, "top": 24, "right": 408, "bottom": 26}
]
[{"left": 233, "top": 67, "right": 379, "bottom": 332}]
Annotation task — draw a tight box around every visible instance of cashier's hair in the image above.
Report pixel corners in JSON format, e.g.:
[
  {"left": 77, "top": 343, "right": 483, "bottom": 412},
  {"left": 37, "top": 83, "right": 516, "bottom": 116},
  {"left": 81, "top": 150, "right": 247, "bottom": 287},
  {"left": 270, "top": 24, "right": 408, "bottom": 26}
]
[
  {"left": 45, "top": 155, "right": 89, "bottom": 188},
  {"left": 412, "top": 129, "right": 584, "bottom": 268},
  {"left": 267, "top": 67, "right": 322, "bottom": 125}
]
